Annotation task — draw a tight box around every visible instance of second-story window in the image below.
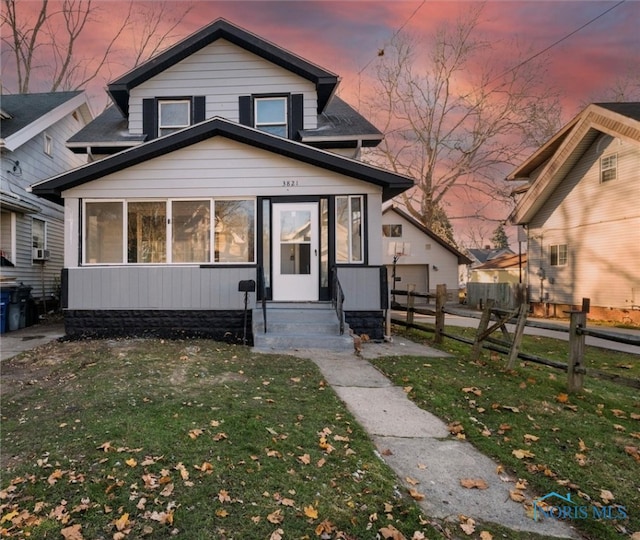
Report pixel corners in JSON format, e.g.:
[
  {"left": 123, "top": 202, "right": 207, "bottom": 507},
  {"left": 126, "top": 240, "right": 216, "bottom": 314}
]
[
  {"left": 158, "top": 100, "right": 191, "bottom": 137},
  {"left": 600, "top": 154, "right": 617, "bottom": 183},
  {"left": 254, "top": 97, "right": 287, "bottom": 137}
]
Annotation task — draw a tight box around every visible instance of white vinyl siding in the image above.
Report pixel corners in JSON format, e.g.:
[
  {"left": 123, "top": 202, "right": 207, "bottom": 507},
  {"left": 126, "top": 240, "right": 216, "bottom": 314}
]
[{"left": 129, "top": 39, "right": 317, "bottom": 134}]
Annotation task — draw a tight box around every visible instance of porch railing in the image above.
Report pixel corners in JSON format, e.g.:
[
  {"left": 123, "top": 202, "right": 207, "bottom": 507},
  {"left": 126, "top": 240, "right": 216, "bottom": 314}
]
[
  {"left": 258, "top": 265, "right": 267, "bottom": 333},
  {"left": 331, "top": 266, "right": 345, "bottom": 335}
]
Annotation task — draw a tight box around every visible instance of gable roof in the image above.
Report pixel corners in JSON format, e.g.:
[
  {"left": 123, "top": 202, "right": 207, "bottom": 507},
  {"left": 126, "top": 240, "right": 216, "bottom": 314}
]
[
  {"left": 31, "top": 116, "right": 413, "bottom": 204},
  {"left": 108, "top": 18, "right": 339, "bottom": 117},
  {"left": 382, "top": 205, "right": 471, "bottom": 264},
  {"left": 0, "top": 92, "right": 91, "bottom": 151},
  {"left": 508, "top": 102, "right": 640, "bottom": 224},
  {"left": 466, "top": 247, "right": 514, "bottom": 264},
  {"left": 474, "top": 252, "right": 526, "bottom": 270}
]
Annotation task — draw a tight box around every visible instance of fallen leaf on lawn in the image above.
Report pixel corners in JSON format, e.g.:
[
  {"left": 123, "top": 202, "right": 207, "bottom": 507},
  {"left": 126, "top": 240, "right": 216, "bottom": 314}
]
[
  {"left": 447, "top": 421, "right": 464, "bottom": 435},
  {"left": 316, "top": 458, "right": 326, "bottom": 468},
  {"left": 555, "top": 393, "right": 569, "bottom": 403},
  {"left": 267, "top": 509, "right": 284, "bottom": 524},
  {"left": 47, "top": 469, "right": 64, "bottom": 485},
  {"left": 215, "top": 508, "right": 229, "bottom": 518},
  {"left": 218, "top": 489, "right": 231, "bottom": 503},
  {"left": 411, "top": 532, "right": 426, "bottom": 540},
  {"left": 462, "top": 387, "right": 482, "bottom": 396},
  {"left": 160, "top": 482, "right": 174, "bottom": 497},
  {"left": 269, "top": 528, "right": 284, "bottom": 540},
  {"left": 303, "top": 505, "right": 318, "bottom": 519},
  {"left": 625, "top": 446, "right": 640, "bottom": 462},
  {"left": 60, "top": 524, "right": 84, "bottom": 540},
  {"left": 213, "top": 432, "right": 228, "bottom": 441},
  {"left": 97, "top": 441, "right": 113, "bottom": 452},
  {"left": 512, "top": 449, "right": 535, "bottom": 459},
  {"left": 510, "top": 490, "right": 526, "bottom": 503},
  {"left": 613, "top": 424, "right": 626, "bottom": 432},
  {"left": 408, "top": 488, "right": 425, "bottom": 501},
  {"left": 298, "top": 454, "right": 311, "bottom": 465},
  {"left": 459, "top": 516, "right": 476, "bottom": 535},
  {"left": 480, "top": 532, "right": 493, "bottom": 540},
  {"left": 575, "top": 453, "right": 588, "bottom": 466},
  {"left": 315, "top": 519, "right": 335, "bottom": 535},
  {"left": 403, "top": 386, "right": 413, "bottom": 394},
  {"left": 631, "top": 413, "right": 640, "bottom": 420},
  {"left": 279, "top": 498, "right": 295, "bottom": 507},
  {"left": 379, "top": 524, "right": 406, "bottom": 539},
  {"left": 578, "top": 438, "right": 588, "bottom": 452},
  {"left": 114, "top": 513, "right": 130, "bottom": 531},
  {"left": 501, "top": 405, "right": 520, "bottom": 413},
  {"left": 630, "top": 532, "right": 640, "bottom": 540},
  {"left": 188, "top": 429, "right": 203, "bottom": 439},
  {"left": 125, "top": 458, "right": 137, "bottom": 467},
  {"left": 523, "top": 434, "right": 539, "bottom": 443},
  {"left": 195, "top": 461, "right": 213, "bottom": 472},
  {"left": 460, "top": 478, "right": 488, "bottom": 490},
  {"left": 600, "top": 489, "right": 614, "bottom": 504},
  {"left": 384, "top": 502, "right": 393, "bottom": 513},
  {"left": 611, "top": 409, "right": 627, "bottom": 418}
]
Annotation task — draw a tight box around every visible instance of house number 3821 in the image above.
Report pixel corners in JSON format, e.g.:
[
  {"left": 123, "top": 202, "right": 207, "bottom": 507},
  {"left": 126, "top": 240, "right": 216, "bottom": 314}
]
[{"left": 282, "top": 180, "right": 299, "bottom": 187}]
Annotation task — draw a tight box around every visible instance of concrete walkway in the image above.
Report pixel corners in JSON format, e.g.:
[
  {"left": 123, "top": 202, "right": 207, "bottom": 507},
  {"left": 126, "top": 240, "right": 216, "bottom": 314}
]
[
  {"left": 0, "top": 320, "right": 65, "bottom": 362},
  {"left": 264, "top": 338, "right": 579, "bottom": 538}
]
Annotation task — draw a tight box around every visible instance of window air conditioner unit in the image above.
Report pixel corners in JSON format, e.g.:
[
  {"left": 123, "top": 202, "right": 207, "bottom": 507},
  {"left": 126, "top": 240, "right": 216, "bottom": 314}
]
[{"left": 33, "top": 248, "right": 50, "bottom": 260}]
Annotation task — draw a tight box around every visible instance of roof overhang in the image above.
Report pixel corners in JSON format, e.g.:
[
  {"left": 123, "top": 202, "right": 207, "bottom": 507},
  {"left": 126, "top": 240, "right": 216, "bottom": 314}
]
[
  {"left": 108, "top": 19, "right": 339, "bottom": 117},
  {"left": 0, "top": 190, "right": 41, "bottom": 213},
  {"left": 0, "top": 93, "right": 92, "bottom": 152},
  {"left": 32, "top": 117, "right": 413, "bottom": 205},
  {"left": 509, "top": 103, "right": 640, "bottom": 225}
]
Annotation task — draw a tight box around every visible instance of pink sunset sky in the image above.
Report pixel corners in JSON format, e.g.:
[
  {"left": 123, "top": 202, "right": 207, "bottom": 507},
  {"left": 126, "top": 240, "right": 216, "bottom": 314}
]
[{"left": 3, "top": 0, "right": 639, "bottom": 245}]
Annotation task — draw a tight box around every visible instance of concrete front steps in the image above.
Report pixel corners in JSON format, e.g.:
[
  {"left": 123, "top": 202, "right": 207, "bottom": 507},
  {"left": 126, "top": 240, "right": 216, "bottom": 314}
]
[{"left": 252, "top": 302, "right": 354, "bottom": 352}]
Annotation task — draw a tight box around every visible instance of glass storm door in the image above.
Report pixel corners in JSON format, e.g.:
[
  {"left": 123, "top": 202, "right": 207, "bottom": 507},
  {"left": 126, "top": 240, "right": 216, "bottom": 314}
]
[{"left": 272, "top": 203, "right": 319, "bottom": 301}]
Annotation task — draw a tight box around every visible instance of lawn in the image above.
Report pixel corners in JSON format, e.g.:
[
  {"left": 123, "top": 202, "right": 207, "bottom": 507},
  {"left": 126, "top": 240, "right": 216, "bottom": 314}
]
[
  {"left": 370, "top": 325, "right": 640, "bottom": 540},
  {"left": 1, "top": 338, "right": 435, "bottom": 540}
]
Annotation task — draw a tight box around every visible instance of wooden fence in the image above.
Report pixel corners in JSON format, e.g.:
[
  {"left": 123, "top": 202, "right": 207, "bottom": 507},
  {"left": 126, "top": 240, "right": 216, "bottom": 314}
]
[{"left": 390, "top": 285, "right": 640, "bottom": 392}]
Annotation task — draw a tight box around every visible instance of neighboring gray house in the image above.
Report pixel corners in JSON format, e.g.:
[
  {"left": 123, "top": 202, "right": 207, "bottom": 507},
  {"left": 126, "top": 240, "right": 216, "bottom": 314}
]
[
  {"left": 509, "top": 102, "right": 640, "bottom": 323},
  {"left": 382, "top": 204, "right": 470, "bottom": 300},
  {"left": 1, "top": 92, "right": 92, "bottom": 316},
  {"left": 31, "top": 19, "right": 413, "bottom": 341}
]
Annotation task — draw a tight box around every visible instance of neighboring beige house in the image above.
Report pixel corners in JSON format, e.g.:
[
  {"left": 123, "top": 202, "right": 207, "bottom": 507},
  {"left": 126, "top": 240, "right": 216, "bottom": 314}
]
[
  {"left": 382, "top": 204, "right": 471, "bottom": 300},
  {"left": 509, "top": 102, "right": 640, "bottom": 323},
  {"left": 469, "top": 253, "right": 527, "bottom": 284},
  {"left": 1, "top": 92, "right": 92, "bottom": 327}
]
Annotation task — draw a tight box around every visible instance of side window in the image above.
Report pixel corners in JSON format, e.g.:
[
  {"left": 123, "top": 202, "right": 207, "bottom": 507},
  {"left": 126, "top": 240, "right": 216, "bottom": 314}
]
[
  {"left": 382, "top": 224, "right": 402, "bottom": 238},
  {"left": 32, "top": 218, "right": 46, "bottom": 250},
  {"left": 44, "top": 132, "right": 53, "bottom": 156},
  {"left": 600, "top": 154, "right": 617, "bottom": 183},
  {"left": 1, "top": 211, "right": 15, "bottom": 265},
  {"left": 550, "top": 244, "right": 567, "bottom": 266},
  {"left": 158, "top": 100, "right": 190, "bottom": 137},
  {"left": 254, "top": 97, "right": 288, "bottom": 137}
]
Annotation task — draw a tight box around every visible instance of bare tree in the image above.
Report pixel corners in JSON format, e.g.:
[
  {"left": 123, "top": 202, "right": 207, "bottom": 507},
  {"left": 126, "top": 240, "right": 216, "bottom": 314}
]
[
  {"left": 363, "top": 4, "right": 562, "bottom": 244},
  {"left": 1, "top": 0, "right": 192, "bottom": 94}
]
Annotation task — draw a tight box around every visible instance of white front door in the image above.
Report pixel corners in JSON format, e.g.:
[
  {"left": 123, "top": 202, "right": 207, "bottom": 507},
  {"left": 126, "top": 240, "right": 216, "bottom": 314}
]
[{"left": 272, "top": 202, "right": 319, "bottom": 301}]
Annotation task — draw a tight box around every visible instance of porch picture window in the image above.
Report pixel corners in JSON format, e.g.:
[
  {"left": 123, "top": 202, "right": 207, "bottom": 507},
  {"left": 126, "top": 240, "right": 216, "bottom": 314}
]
[
  {"left": 600, "top": 154, "right": 617, "bottom": 183},
  {"left": 158, "top": 100, "right": 190, "bottom": 136},
  {"left": 85, "top": 202, "right": 124, "bottom": 263},
  {"left": 171, "top": 200, "right": 210, "bottom": 263},
  {"left": 214, "top": 200, "right": 255, "bottom": 263},
  {"left": 550, "top": 244, "right": 567, "bottom": 266},
  {"left": 336, "top": 195, "right": 363, "bottom": 264},
  {"left": 127, "top": 202, "right": 167, "bottom": 263},
  {"left": 255, "top": 97, "right": 287, "bottom": 137}
]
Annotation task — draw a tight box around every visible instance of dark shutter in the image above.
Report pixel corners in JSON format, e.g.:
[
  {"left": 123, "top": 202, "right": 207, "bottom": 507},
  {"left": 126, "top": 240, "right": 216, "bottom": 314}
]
[
  {"left": 290, "top": 94, "right": 304, "bottom": 140},
  {"left": 238, "top": 95, "right": 252, "bottom": 127},
  {"left": 142, "top": 98, "right": 157, "bottom": 141},
  {"left": 193, "top": 96, "right": 206, "bottom": 123}
]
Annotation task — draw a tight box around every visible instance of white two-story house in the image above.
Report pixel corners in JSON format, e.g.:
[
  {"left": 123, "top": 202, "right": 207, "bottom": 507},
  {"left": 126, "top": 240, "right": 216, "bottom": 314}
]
[
  {"left": 31, "top": 19, "right": 413, "bottom": 342},
  {"left": 1, "top": 92, "right": 92, "bottom": 328}
]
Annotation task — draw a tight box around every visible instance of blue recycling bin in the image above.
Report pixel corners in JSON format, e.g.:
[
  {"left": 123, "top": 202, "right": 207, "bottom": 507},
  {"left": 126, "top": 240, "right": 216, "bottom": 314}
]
[{"left": 0, "top": 291, "right": 10, "bottom": 333}]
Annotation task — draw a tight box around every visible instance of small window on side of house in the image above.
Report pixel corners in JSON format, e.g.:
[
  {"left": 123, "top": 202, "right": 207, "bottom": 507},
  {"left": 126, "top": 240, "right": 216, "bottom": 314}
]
[
  {"left": 44, "top": 132, "right": 53, "bottom": 156},
  {"left": 158, "top": 100, "right": 190, "bottom": 137},
  {"left": 550, "top": 244, "right": 567, "bottom": 266},
  {"left": 32, "top": 218, "right": 46, "bottom": 250},
  {"left": 600, "top": 154, "right": 617, "bottom": 183},
  {"left": 382, "top": 224, "right": 402, "bottom": 238}
]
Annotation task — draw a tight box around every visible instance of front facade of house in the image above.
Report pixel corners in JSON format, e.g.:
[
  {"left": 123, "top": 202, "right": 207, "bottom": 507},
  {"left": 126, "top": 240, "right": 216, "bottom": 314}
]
[
  {"left": 0, "top": 92, "right": 92, "bottom": 317},
  {"left": 32, "top": 19, "right": 413, "bottom": 340},
  {"left": 509, "top": 103, "right": 640, "bottom": 323},
  {"left": 382, "top": 205, "right": 470, "bottom": 300}
]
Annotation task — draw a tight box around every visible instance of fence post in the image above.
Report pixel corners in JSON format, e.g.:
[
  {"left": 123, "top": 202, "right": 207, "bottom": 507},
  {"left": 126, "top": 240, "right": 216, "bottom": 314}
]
[
  {"left": 472, "top": 299, "right": 494, "bottom": 360},
  {"left": 568, "top": 310, "right": 586, "bottom": 393},
  {"left": 407, "top": 288, "right": 415, "bottom": 326},
  {"left": 506, "top": 303, "right": 528, "bottom": 369},
  {"left": 434, "top": 284, "right": 446, "bottom": 344}
]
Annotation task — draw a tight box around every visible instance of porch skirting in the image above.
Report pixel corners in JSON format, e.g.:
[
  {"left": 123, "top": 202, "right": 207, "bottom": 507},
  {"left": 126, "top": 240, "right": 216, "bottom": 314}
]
[
  {"left": 345, "top": 310, "right": 384, "bottom": 340},
  {"left": 63, "top": 309, "right": 250, "bottom": 343}
]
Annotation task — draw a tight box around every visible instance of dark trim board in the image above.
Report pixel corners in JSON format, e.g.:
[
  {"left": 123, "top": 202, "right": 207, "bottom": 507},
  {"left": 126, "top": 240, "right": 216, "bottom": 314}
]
[{"left": 64, "top": 309, "right": 251, "bottom": 344}]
